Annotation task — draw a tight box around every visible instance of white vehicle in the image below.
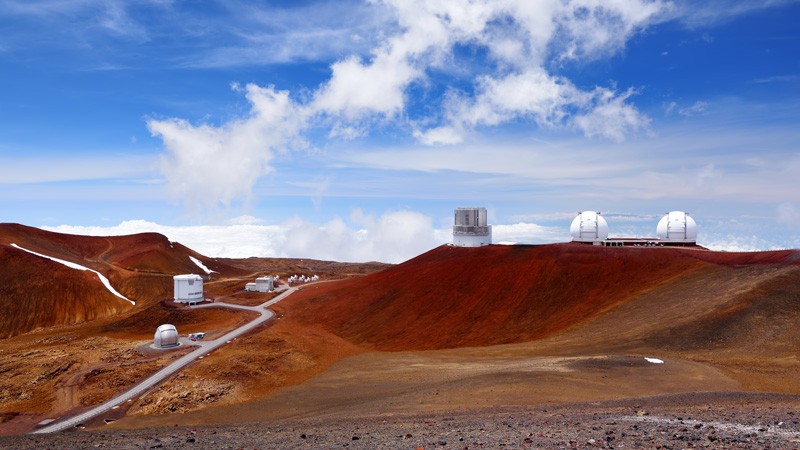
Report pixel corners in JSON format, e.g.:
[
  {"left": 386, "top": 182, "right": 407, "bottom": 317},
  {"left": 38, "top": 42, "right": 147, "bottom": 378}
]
[{"left": 188, "top": 332, "right": 206, "bottom": 341}]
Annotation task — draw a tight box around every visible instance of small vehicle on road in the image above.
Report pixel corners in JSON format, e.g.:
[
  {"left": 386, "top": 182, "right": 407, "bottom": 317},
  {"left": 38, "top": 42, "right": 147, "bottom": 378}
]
[{"left": 188, "top": 332, "right": 206, "bottom": 341}]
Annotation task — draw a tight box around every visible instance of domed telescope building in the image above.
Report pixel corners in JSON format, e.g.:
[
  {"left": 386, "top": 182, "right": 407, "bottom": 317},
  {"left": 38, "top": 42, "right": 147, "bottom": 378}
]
[
  {"left": 570, "top": 209, "right": 699, "bottom": 247},
  {"left": 453, "top": 207, "right": 492, "bottom": 247},
  {"left": 657, "top": 211, "right": 698, "bottom": 243},
  {"left": 154, "top": 324, "right": 179, "bottom": 348},
  {"left": 570, "top": 211, "right": 609, "bottom": 243}
]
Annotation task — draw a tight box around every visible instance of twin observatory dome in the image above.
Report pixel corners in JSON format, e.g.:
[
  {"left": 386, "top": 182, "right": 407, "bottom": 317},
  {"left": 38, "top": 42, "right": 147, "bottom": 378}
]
[{"left": 452, "top": 208, "right": 698, "bottom": 247}]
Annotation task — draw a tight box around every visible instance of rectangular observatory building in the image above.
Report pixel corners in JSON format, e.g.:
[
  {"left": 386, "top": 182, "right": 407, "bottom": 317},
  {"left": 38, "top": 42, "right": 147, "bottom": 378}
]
[
  {"left": 453, "top": 207, "right": 492, "bottom": 247},
  {"left": 173, "top": 274, "right": 204, "bottom": 303}
]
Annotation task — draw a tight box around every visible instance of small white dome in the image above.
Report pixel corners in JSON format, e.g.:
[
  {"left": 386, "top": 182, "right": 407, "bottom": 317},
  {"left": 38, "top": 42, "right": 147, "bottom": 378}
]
[
  {"left": 154, "top": 324, "right": 179, "bottom": 348},
  {"left": 570, "top": 211, "right": 609, "bottom": 242},
  {"left": 657, "top": 211, "right": 697, "bottom": 242}
]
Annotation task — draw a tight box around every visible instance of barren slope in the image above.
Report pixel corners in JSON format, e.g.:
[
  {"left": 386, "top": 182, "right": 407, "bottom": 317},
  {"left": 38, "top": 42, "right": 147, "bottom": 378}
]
[
  {"left": 0, "top": 246, "right": 130, "bottom": 338},
  {"left": 112, "top": 244, "right": 800, "bottom": 430},
  {"left": 278, "top": 244, "right": 725, "bottom": 350},
  {"left": 0, "top": 223, "right": 247, "bottom": 338}
]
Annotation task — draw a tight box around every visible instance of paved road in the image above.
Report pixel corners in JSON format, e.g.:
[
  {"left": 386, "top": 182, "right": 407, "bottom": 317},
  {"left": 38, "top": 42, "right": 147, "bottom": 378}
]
[{"left": 33, "top": 286, "right": 299, "bottom": 434}]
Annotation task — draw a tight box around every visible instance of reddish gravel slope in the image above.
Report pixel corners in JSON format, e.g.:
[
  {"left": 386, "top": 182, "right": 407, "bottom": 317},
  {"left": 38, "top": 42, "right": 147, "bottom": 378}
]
[
  {"left": 281, "top": 243, "right": 799, "bottom": 351},
  {"left": 0, "top": 245, "right": 131, "bottom": 338},
  {"left": 0, "top": 223, "right": 247, "bottom": 338}
]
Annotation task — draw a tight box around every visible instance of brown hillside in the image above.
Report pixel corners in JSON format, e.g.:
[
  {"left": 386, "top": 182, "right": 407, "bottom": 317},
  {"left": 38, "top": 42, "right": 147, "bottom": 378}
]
[
  {"left": 0, "top": 246, "right": 130, "bottom": 338},
  {"left": 279, "top": 243, "right": 800, "bottom": 351},
  {"left": 0, "top": 223, "right": 244, "bottom": 277},
  {"left": 0, "top": 223, "right": 248, "bottom": 338}
]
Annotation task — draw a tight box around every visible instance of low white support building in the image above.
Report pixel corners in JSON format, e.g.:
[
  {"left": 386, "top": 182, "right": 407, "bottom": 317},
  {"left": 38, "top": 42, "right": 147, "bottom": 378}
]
[
  {"left": 453, "top": 207, "right": 492, "bottom": 247},
  {"left": 244, "top": 282, "right": 257, "bottom": 292},
  {"left": 255, "top": 276, "right": 274, "bottom": 292},
  {"left": 173, "top": 274, "right": 204, "bottom": 303}
]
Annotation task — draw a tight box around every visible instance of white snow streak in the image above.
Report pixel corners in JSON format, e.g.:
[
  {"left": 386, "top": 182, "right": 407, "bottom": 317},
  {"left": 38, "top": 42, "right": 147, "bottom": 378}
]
[
  {"left": 189, "top": 256, "right": 217, "bottom": 275},
  {"left": 644, "top": 357, "right": 664, "bottom": 364},
  {"left": 10, "top": 243, "right": 135, "bottom": 305}
]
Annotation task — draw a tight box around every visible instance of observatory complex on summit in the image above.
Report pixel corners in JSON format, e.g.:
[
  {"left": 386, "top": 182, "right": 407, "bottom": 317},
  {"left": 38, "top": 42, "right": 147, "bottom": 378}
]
[
  {"left": 570, "top": 210, "right": 698, "bottom": 246},
  {"left": 452, "top": 207, "right": 492, "bottom": 247},
  {"left": 452, "top": 206, "right": 698, "bottom": 248}
]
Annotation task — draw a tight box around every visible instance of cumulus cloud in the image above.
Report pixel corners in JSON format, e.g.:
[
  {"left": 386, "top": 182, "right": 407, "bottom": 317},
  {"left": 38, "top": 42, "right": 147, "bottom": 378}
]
[
  {"left": 148, "top": 84, "right": 307, "bottom": 212},
  {"left": 338, "top": 0, "right": 666, "bottom": 144},
  {"left": 151, "top": 0, "right": 668, "bottom": 211}
]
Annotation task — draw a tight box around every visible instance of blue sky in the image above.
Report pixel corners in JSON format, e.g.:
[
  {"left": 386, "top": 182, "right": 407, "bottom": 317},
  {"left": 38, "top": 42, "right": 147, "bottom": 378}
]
[{"left": 1, "top": 0, "right": 799, "bottom": 262}]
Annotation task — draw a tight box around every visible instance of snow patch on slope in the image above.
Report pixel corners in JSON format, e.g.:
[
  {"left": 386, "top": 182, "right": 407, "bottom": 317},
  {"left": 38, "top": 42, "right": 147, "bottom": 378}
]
[
  {"left": 10, "top": 243, "right": 135, "bottom": 305},
  {"left": 189, "top": 255, "right": 217, "bottom": 275}
]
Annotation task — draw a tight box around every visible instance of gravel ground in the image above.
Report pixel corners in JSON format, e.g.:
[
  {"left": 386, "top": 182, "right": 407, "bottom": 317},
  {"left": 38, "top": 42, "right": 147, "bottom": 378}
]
[{"left": 5, "top": 393, "right": 800, "bottom": 449}]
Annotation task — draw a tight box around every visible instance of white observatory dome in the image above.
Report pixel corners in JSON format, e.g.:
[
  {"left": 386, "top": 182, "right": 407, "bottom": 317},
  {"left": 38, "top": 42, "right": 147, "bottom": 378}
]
[
  {"left": 657, "top": 211, "right": 697, "bottom": 242},
  {"left": 570, "top": 211, "right": 609, "bottom": 242},
  {"left": 154, "top": 324, "right": 179, "bottom": 348}
]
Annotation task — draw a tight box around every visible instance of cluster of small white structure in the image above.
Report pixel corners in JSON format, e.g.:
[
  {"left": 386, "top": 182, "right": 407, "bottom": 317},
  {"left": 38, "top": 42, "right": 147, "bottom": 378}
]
[{"left": 287, "top": 274, "right": 319, "bottom": 284}]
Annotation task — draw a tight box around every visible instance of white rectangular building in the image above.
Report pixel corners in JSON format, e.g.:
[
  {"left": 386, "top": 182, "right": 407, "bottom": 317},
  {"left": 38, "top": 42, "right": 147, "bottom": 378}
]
[
  {"left": 255, "top": 276, "right": 274, "bottom": 292},
  {"left": 173, "top": 274, "right": 204, "bottom": 302},
  {"left": 453, "top": 207, "right": 492, "bottom": 247}
]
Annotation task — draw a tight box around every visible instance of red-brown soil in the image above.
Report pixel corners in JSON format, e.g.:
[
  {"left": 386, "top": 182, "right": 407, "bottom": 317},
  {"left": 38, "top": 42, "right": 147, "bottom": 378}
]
[
  {"left": 2, "top": 224, "right": 800, "bottom": 440},
  {"left": 278, "top": 243, "right": 799, "bottom": 351},
  {"left": 0, "top": 223, "right": 390, "bottom": 434},
  {"left": 0, "top": 245, "right": 131, "bottom": 338},
  {"left": 0, "top": 223, "right": 251, "bottom": 338},
  {"left": 111, "top": 242, "right": 800, "bottom": 433}
]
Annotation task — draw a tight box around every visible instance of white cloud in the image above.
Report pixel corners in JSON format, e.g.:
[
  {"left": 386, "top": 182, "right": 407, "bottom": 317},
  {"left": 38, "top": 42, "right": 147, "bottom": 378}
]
[
  {"left": 313, "top": 55, "right": 420, "bottom": 120},
  {"left": 146, "top": 0, "right": 670, "bottom": 212},
  {"left": 678, "top": 101, "right": 708, "bottom": 117},
  {"left": 572, "top": 88, "right": 651, "bottom": 142},
  {"left": 700, "top": 234, "right": 789, "bottom": 252},
  {"left": 673, "top": 0, "right": 799, "bottom": 27},
  {"left": 752, "top": 75, "right": 799, "bottom": 84},
  {"left": 185, "top": 0, "right": 394, "bottom": 67},
  {"left": 228, "top": 215, "right": 264, "bottom": 225},
  {"left": 493, "top": 222, "right": 568, "bottom": 244},
  {"left": 328, "top": 0, "right": 666, "bottom": 144},
  {"left": 147, "top": 84, "right": 307, "bottom": 212}
]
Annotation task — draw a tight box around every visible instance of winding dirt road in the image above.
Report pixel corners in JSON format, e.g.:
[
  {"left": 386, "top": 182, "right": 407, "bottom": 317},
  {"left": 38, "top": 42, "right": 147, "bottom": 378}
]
[{"left": 32, "top": 286, "right": 299, "bottom": 434}]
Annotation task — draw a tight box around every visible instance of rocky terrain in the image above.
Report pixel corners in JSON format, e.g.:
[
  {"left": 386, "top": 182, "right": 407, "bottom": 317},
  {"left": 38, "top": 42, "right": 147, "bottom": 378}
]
[{"left": 3, "top": 393, "right": 799, "bottom": 448}]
